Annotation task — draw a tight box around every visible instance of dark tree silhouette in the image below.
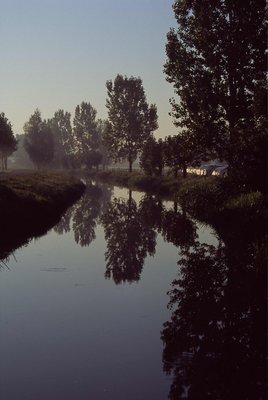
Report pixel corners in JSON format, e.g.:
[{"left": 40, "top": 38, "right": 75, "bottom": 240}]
[
  {"left": 165, "top": 0, "right": 267, "bottom": 191},
  {"left": 72, "top": 184, "right": 104, "bottom": 247},
  {"left": 101, "top": 191, "right": 157, "bottom": 284},
  {"left": 140, "top": 136, "right": 164, "bottom": 176},
  {"left": 161, "top": 206, "right": 197, "bottom": 248},
  {"left": 163, "top": 134, "right": 203, "bottom": 178},
  {"left": 72, "top": 102, "right": 100, "bottom": 168},
  {"left": 49, "top": 109, "right": 73, "bottom": 169},
  {"left": 0, "top": 113, "right": 17, "bottom": 170},
  {"left": 104, "top": 74, "right": 158, "bottom": 172},
  {"left": 161, "top": 236, "right": 266, "bottom": 399}
]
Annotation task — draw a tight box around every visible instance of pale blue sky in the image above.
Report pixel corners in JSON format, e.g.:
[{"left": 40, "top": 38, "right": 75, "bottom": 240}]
[{"left": 1, "top": 0, "right": 177, "bottom": 137}]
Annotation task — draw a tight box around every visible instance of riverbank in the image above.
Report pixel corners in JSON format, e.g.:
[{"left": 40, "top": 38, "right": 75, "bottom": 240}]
[
  {"left": 0, "top": 172, "right": 85, "bottom": 261},
  {"left": 91, "top": 169, "right": 267, "bottom": 236}
]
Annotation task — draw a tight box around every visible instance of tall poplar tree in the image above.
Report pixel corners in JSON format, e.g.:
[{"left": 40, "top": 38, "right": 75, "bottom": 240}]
[
  {"left": 73, "top": 102, "right": 99, "bottom": 166},
  {"left": 49, "top": 110, "right": 73, "bottom": 168},
  {"left": 165, "top": 0, "right": 267, "bottom": 191},
  {"left": 104, "top": 74, "right": 158, "bottom": 172}
]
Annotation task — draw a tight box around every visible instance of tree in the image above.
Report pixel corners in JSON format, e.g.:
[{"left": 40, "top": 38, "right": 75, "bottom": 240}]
[
  {"left": 23, "top": 109, "right": 54, "bottom": 169},
  {"left": 0, "top": 113, "right": 17, "bottom": 170},
  {"left": 85, "top": 150, "right": 102, "bottom": 170},
  {"left": 104, "top": 74, "right": 158, "bottom": 172},
  {"left": 163, "top": 134, "right": 200, "bottom": 178},
  {"left": 164, "top": 0, "right": 267, "bottom": 191},
  {"left": 12, "top": 135, "right": 33, "bottom": 169},
  {"left": 49, "top": 110, "right": 73, "bottom": 169},
  {"left": 73, "top": 102, "right": 100, "bottom": 167},
  {"left": 97, "top": 119, "right": 111, "bottom": 170},
  {"left": 140, "top": 136, "right": 164, "bottom": 176}
]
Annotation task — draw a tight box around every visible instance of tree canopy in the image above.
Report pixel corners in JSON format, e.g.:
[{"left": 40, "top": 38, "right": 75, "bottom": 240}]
[
  {"left": 140, "top": 136, "right": 164, "bottom": 176},
  {"left": 23, "top": 109, "right": 54, "bottom": 169},
  {"left": 73, "top": 102, "right": 100, "bottom": 166},
  {"left": 0, "top": 113, "right": 17, "bottom": 170},
  {"left": 164, "top": 0, "right": 267, "bottom": 191},
  {"left": 49, "top": 110, "right": 73, "bottom": 169},
  {"left": 104, "top": 74, "right": 158, "bottom": 172}
]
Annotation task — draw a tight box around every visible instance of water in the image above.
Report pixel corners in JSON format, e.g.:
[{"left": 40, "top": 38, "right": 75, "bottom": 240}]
[{"left": 0, "top": 182, "right": 266, "bottom": 400}]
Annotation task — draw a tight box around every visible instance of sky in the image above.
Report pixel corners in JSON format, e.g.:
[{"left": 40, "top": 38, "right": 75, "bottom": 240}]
[{"left": 1, "top": 0, "right": 177, "bottom": 138}]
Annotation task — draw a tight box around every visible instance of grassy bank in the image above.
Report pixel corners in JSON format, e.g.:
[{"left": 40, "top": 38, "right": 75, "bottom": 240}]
[
  {"left": 91, "top": 169, "right": 187, "bottom": 196},
  {"left": 92, "top": 169, "right": 267, "bottom": 230},
  {"left": 0, "top": 172, "right": 85, "bottom": 261},
  {"left": 0, "top": 172, "right": 85, "bottom": 209}
]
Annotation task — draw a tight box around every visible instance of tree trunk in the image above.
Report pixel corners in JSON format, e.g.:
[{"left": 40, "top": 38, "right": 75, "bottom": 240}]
[
  {"left": 182, "top": 164, "right": 187, "bottom": 179},
  {"left": 129, "top": 154, "right": 133, "bottom": 173}
]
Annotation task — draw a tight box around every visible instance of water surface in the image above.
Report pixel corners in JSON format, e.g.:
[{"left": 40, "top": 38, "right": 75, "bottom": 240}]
[{"left": 0, "top": 182, "right": 266, "bottom": 399}]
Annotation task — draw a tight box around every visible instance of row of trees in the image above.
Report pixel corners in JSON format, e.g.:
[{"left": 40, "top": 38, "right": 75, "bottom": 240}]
[
  {"left": 140, "top": 134, "right": 201, "bottom": 178},
  {"left": 23, "top": 104, "right": 109, "bottom": 171},
  {"left": 19, "top": 74, "right": 158, "bottom": 171},
  {"left": 1, "top": 0, "right": 266, "bottom": 191}
]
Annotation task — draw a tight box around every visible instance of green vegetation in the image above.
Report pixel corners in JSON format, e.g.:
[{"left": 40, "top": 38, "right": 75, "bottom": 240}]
[
  {"left": 0, "top": 172, "right": 85, "bottom": 213},
  {"left": 0, "top": 113, "right": 17, "bottom": 170},
  {"left": 164, "top": 0, "right": 267, "bottom": 193},
  {"left": 104, "top": 74, "right": 158, "bottom": 172},
  {"left": 92, "top": 169, "right": 266, "bottom": 226},
  {"left": 0, "top": 172, "right": 85, "bottom": 262}
]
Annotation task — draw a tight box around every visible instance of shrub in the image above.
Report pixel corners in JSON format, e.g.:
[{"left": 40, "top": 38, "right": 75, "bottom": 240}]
[
  {"left": 225, "top": 191, "right": 264, "bottom": 214},
  {"left": 178, "top": 177, "right": 226, "bottom": 219}
]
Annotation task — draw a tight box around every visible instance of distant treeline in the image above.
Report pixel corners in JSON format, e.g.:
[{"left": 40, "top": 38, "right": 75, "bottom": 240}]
[{"left": 1, "top": 1, "right": 266, "bottom": 193}]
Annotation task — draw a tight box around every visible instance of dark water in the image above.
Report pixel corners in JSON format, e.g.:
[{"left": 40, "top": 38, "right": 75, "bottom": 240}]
[{"left": 0, "top": 182, "right": 266, "bottom": 400}]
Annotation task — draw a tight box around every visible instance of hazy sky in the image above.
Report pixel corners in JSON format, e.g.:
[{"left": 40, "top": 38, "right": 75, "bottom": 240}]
[{"left": 1, "top": 0, "right": 177, "bottom": 138}]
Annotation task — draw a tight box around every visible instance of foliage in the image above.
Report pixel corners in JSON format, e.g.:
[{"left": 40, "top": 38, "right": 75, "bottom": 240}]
[
  {"left": 161, "top": 236, "right": 266, "bottom": 399},
  {"left": 0, "top": 113, "right": 17, "bottom": 170},
  {"left": 165, "top": 0, "right": 267, "bottom": 191},
  {"left": 23, "top": 109, "right": 54, "bottom": 169},
  {"left": 72, "top": 102, "right": 100, "bottom": 166},
  {"left": 96, "top": 119, "right": 111, "bottom": 170},
  {"left": 104, "top": 74, "right": 158, "bottom": 172},
  {"left": 0, "top": 172, "right": 85, "bottom": 262},
  {"left": 49, "top": 109, "right": 73, "bottom": 169},
  {"left": 84, "top": 149, "right": 102, "bottom": 170},
  {"left": 140, "top": 136, "right": 164, "bottom": 176},
  {"left": 225, "top": 191, "right": 265, "bottom": 214},
  {"left": 163, "top": 134, "right": 202, "bottom": 178},
  {"left": 177, "top": 177, "right": 234, "bottom": 221}
]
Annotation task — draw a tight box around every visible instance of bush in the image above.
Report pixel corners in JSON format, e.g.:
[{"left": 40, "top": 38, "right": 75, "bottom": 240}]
[
  {"left": 225, "top": 191, "right": 265, "bottom": 214},
  {"left": 178, "top": 177, "right": 225, "bottom": 219}
]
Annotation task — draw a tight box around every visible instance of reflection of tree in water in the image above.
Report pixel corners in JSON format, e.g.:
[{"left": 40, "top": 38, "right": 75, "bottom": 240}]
[
  {"left": 161, "top": 202, "right": 197, "bottom": 249},
  {"left": 139, "top": 194, "right": 164, "bottom": 232},
  {"left": 161, "top": 236, "right": 266, "bottom": 399},
  {"left": 54, "top": 182, "right": 112, "bottom": 246},
  {"left": 101, "top": 191, "right": 157, "bottom": 284},
  {"left": 53, "top": 208, "right": 72, "bottom": 235},
  {"left": 72, "top": 185, "right": 103, "bottom": 246}
]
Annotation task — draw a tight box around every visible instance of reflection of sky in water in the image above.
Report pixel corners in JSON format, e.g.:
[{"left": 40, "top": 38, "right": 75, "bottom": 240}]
[
  {"left": 1, "top": 183, "right": 263, "bottom": 400},
  {"left": 1, "top": 185, "right": 188, "bottom": 400}
]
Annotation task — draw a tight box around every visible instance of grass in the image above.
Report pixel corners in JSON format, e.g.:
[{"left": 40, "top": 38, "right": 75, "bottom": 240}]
[
  {"left": 92, "top": 169, "right": 267, "bottom": 229},
  {"left": 0, "top": 172, "right": 85, "bottom": 210},
  {"left": 92, "top": 169, "right": 196, "bottom": 197},
  {"left": 0, "top": 172, "right": 85, "bottom": 261}
]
